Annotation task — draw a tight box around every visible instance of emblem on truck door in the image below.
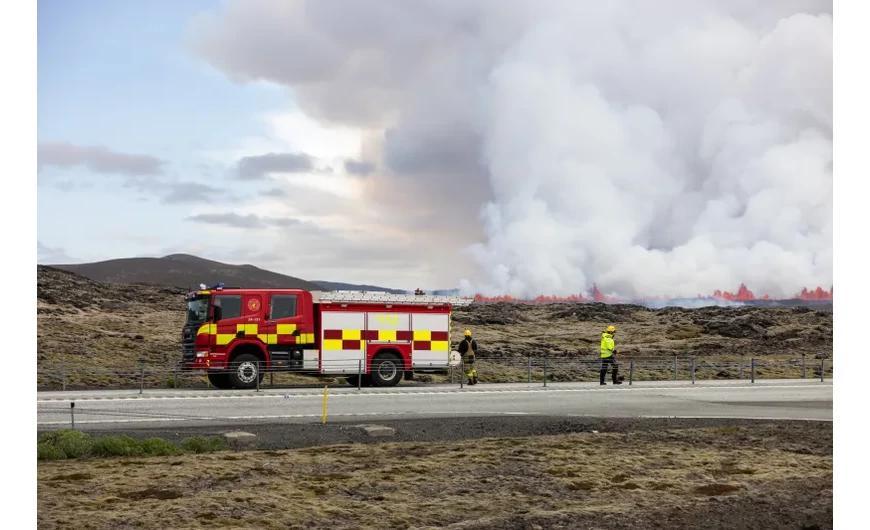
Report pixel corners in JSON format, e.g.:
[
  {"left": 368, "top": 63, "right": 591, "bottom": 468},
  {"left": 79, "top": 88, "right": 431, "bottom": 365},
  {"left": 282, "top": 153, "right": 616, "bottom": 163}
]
[{"left": 248, "top": 298, "right": 261, "bottom": 311}]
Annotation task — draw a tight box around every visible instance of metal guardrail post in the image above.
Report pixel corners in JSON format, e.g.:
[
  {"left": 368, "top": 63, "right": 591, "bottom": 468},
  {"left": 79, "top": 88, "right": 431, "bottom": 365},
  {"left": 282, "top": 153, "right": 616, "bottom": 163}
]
[
  {"left": 256, "top": 365, "right": 261, "bottom": 392},
  {"left": 173, "top": 361, "right": 179, "bottom": 389},
  {"left": 820, "top": 359, "right": 825, "bottom": 382},
  {"left": 673, "top": 356, "right": 678, "bottom": 380},
  {"left": 270, "top": 371, "right": 274, "bottom": 387},
  {"left": 691, "top": 356, "right": 695, "bottom": 385},
  {"left": 739, "top": 356, "right": 744, "bottom": 380},
  {"left": 543, "top": 358, "right": 548, "bottom": 387},
  {"left": 450, "top": 365, "right": 454, "bottom": 384},
  {"left": 460, "top": 360, "right": 464, "bottom": 389},
  {"left": 750, "top": 358, "right": 756, "bottom": 383},
  {"left": 139, "top": 359, "right": 145, "bottom": 394},
  {"left": 629, "top": 360, "right": 634, "bottom": 386},
  {"left": 527, "top": 355, "right": 532, "bottom": 383},
  {"left": 62, "top": 357, "right": 66, "bottom": 391},
  {"left": 802, "top": 354, "right": 807, "bottom": 379},
  {"left": 357, "top": 360, "right": 363, "bottom": 390},
  {"left": 70, "top": 402, "right": 75, "bottom": 430}
]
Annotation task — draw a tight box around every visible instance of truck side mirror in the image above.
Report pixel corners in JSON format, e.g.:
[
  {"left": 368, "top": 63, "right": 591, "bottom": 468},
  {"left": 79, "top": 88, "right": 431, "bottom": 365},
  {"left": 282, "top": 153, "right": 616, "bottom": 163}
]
[{"left": 264, "top": 313, "right": 270, "bottom": 321}]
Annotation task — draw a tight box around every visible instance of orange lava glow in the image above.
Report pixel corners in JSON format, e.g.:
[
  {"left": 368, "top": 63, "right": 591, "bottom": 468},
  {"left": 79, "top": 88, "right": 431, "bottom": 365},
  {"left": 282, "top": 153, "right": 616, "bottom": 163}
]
[{"left": 472, "top": 284, "right": 833, "bottom": 303}]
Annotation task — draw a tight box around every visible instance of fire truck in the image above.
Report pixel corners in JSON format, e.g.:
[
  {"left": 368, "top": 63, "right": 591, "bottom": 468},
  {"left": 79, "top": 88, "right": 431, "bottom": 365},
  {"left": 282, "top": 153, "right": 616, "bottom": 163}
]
[{"left": 180, "top": 283, "right": 474, "bottom": 389}]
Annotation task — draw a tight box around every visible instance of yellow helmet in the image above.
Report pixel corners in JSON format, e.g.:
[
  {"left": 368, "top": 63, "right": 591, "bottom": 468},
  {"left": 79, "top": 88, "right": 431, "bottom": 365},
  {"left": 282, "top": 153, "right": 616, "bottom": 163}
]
[
  {"left": 464, "top": 329, "right": 472, "bottom": 336},
  {"left": 606, "top": 326, "right": 616, "bottom": 333}
]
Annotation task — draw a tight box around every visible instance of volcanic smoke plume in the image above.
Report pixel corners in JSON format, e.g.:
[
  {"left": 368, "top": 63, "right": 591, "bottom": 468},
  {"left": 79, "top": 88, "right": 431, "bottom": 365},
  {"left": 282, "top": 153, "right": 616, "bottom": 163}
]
[{"left": 189, "top": 0, "right": 832, "bottom": 299}]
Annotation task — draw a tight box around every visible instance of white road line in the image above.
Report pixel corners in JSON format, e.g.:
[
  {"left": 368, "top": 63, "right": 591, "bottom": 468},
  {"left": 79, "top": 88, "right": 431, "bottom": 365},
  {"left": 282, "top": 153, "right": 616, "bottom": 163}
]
[{"left": 35, "top": 383, "right": 831, "bottom": 403}]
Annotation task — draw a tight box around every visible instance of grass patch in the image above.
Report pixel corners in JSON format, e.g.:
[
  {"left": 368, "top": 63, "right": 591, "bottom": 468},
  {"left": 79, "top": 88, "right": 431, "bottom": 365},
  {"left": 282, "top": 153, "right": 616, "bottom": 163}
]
[
  {"left": 180, "top": 436, "right": 228, "bottom": 454},
  {"left": 37, "top": 430, "right": 223, "bottom": 461}
]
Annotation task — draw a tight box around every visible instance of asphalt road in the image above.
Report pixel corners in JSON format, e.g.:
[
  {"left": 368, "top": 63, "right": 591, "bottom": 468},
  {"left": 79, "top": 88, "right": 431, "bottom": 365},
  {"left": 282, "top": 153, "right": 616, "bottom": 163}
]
[{"left": 36, "top": 379, "right": 832, "bottom": 431}]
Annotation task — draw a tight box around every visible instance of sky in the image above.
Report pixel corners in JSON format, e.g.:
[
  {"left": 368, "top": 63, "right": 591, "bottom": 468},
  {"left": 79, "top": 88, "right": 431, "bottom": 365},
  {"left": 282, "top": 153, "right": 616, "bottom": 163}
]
[
  {"left": 37, "top": 0, "right": 448, "bottom": 288},
  {"left": 37, "top": 0, "right": 833, "bottom": 297}
]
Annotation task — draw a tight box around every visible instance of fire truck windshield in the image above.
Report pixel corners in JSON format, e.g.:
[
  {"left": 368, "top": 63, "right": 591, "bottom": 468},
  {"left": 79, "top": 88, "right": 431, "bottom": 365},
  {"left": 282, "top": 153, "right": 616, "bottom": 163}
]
[{"left": 186, "top": 297, "right": 209, "bottom": 325}]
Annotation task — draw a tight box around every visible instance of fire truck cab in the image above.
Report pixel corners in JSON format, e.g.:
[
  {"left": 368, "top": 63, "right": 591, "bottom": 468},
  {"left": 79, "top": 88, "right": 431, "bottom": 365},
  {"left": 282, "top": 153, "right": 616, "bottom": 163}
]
[{"left": 180, "top": 284, "right": 473, "bottom": 389}]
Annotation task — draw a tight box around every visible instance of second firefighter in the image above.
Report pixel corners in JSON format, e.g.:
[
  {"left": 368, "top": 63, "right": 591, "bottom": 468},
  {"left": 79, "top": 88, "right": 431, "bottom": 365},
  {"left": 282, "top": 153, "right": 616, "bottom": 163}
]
[{"left": 458, "top": 329, "right": 479, "bottom": 385}]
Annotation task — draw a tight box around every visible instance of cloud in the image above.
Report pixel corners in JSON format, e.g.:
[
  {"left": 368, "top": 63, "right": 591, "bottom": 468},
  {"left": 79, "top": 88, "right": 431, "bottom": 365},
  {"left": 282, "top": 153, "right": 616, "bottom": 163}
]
[
  {"left": 186, "top": 212, "right": 303, "bottom": 229},
  {"left": 161, "top": 182, "right": 225, "bottom": 204},
  {"left": 344, "top": 159, "right": 377, "bottom": 175},
  {"left": 37, "top": 141, "right": 164, "bottom": 176},
  {"left": 236, "top": 151, "right": 316, "bottom": 179},
  {"left": 259, "top": 187, "right": 288, "bottom": 197},
  {"left": 37, "top": 241, "right": 78, "bottom": 264},
  {"left": 189, "top": 0, "right": 832, "bottom": 297}
]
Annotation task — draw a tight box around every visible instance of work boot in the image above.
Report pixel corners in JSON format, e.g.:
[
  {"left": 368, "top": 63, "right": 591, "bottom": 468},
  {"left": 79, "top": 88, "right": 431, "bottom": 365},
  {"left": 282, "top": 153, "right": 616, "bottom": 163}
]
[
  {"left": 612, "top": 370, "right": 622, "bottom": 385},
  {"left": 599, "top": 370, "right": 607, "bottom": 385},
  {"left": 473, "top": 375, "right": 479, "bottom": 385}
]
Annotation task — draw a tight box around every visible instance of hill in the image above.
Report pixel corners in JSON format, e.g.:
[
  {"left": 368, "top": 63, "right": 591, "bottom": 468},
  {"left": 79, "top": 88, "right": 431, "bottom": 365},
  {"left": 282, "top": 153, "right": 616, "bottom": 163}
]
[
  {"left": 50, "top": 253, "right": 322, "bottom": 291},
  {"left": 36, "top": 266, "right": 833, "bottom": 390},
  {"left": 312, "top": 280, "right": 405, "bottom": 294}
]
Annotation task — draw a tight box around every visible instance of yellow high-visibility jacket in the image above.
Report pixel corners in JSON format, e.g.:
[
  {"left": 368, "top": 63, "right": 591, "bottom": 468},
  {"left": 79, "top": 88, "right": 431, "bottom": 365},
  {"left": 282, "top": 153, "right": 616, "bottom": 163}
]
[{"left": 600, "top": 332, "right": 615, "bottom": 358}]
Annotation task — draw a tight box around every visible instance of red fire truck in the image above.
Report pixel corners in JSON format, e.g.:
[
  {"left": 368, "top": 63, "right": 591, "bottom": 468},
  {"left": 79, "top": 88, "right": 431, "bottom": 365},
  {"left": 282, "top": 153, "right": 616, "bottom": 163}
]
[{"left": 180, "top": 284, "right": 473, "bottom": 389}]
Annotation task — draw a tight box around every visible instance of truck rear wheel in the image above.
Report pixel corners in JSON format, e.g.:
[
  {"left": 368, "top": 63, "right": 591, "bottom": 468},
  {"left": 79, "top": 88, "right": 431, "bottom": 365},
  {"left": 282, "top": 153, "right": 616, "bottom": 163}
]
[
  {"left": 229, "top": 353, "right": 262, "bottom": 389},
  {"left": 345, "top": 375, "right": 374, "bottom": 387},
  {"left": 371, "top": 354, "right": 404, "bottom": 387},
  {"left": 207, "top": 373, "right": 232, "bottom": 389}
]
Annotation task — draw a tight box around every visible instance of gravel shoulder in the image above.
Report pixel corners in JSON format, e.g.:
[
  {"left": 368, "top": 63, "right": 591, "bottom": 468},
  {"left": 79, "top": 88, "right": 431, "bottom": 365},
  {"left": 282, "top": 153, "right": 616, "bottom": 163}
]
[
  {"left": 40, "top": 415, "right": 832, "bottom": 452},
  {"left": 37, "top": 417, "right": 832, "bottom": 530}
]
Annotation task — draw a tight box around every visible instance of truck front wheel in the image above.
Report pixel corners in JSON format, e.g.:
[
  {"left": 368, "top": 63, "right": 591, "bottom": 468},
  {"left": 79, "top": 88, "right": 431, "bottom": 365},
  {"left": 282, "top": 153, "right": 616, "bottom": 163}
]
[
  {"left": 229, "top": 353, "right": 263, "bottom": 389},
  {"left": 371, "top": 354, "right": 404, "bottom": 387},
  {"left": 207, "top": 373, "right": 232, "bottom": 389}
]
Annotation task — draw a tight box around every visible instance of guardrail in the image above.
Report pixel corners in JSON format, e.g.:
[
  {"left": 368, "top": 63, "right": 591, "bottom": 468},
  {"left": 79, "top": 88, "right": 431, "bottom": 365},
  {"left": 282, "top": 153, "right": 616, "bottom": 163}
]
[{"left": 36, "top": 354, "right": 833, "bottom": 392}]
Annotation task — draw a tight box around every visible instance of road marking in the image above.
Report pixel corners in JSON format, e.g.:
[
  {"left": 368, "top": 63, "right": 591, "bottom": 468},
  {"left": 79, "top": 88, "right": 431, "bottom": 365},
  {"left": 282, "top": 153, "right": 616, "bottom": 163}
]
[{"left": 36, "top": 383, "right": 831, "bottom": 403}]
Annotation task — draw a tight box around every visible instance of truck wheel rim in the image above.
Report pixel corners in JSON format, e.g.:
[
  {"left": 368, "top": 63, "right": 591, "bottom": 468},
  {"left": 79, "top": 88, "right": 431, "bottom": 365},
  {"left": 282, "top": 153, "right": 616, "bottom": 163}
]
[
  {"left": 238, "top": 361, "right": 257, "bottom": 383},
  {"left": 377, "top": 361, "right": 397, "bottom": 381}
]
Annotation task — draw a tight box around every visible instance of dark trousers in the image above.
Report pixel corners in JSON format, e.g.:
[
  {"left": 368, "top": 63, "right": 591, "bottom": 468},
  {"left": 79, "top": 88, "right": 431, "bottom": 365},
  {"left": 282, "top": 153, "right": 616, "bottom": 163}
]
[{"left": 600, "top": 356, "right": 618, "bottom": 383}]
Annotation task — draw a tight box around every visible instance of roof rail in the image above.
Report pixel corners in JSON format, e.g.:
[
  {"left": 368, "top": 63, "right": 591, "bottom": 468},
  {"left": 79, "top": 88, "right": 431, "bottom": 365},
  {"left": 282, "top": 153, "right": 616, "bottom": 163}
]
[{"left": 312, "top": 290, "right": 474, "bottom": 307}]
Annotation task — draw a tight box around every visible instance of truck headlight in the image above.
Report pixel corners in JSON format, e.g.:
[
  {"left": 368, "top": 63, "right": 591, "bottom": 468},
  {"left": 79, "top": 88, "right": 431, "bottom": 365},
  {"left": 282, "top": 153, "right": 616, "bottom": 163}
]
[{"left": 196, "top": 351, "right": 209, "bottom": 358}]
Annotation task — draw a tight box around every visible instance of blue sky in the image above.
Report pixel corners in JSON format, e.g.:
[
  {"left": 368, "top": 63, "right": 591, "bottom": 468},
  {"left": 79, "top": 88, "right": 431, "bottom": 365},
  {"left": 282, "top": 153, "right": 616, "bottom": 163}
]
[
  {"left": 38, "top": 1, "right": 284, "bottom": 267},
  {"left": 38, "top": 0, "right": 283, "bottom": 154}
]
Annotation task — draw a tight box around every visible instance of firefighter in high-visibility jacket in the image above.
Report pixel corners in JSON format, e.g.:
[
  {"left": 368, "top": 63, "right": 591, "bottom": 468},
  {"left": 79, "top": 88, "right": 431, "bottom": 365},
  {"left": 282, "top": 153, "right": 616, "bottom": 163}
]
[
  {"left": 457, "top": 329, "right": 479, "bottom": 385},
  {"left": 600, "top": 325, "right": 622, "bottom": 385}
]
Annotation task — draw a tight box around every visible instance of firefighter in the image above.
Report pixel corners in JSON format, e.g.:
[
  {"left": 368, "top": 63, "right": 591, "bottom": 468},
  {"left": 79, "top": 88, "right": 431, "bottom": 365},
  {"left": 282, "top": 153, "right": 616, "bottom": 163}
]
[
  {"left": 457, "top": 329, "right": 479, "bottom": 385},
  {"left": 599, "top": 325, "right": 622, "bottom": 385}
]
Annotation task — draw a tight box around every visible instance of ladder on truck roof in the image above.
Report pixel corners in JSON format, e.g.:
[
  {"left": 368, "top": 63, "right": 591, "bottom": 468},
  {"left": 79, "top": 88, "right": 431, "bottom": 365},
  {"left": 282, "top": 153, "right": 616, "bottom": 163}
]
[{"left": 312, "top": 290, "right": 474, "bottom": 307}]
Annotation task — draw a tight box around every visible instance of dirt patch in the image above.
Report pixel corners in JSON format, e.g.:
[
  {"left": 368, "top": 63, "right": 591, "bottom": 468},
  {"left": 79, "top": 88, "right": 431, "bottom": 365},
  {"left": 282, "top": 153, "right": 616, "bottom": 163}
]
[
  {"left": 118, "top": 487, "right": 183, "bottom": 501},
  {"left": 37, "top": 423, "right": 832, "bottom": 529},
  {"left": 694, "top": 483, "right": 744, "bottom": 496}
]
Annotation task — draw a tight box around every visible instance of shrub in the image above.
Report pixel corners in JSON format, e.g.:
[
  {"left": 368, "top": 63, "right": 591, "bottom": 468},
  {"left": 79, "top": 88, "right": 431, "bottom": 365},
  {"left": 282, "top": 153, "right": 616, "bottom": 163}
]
[
  {"left": 91, "top": 435, "right": 144, "bottom": 458},
  {"left": 38, "top": 430, "right": 94, "bottom": 459},
  {"left": 180, "top": 436, "right": 227, "bottom": 454},
  {"left": 37, "top": 443, "right": 66, "bottom": 461},
  {"left": 139, "top": 437, "right": 179, "bottom": 456},
  {"left": 37, "top": 430, "right": 226, "bottom": 460}
]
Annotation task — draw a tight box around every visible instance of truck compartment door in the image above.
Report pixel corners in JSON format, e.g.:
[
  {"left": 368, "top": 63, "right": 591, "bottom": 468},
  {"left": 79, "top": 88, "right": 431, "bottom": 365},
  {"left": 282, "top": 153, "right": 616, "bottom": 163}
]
[
  {"left": 321, "top": 311, "right": 366, "bottom": 374},
  {"left": 411, "top": 312, "right": 450, "bottom": 369}
]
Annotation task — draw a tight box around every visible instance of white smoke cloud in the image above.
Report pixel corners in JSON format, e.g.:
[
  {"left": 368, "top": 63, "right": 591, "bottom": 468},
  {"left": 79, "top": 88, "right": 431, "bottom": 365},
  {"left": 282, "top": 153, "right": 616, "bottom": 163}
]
[{"left": 189, "top": 0, "right": 832, "bottom": 298}]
